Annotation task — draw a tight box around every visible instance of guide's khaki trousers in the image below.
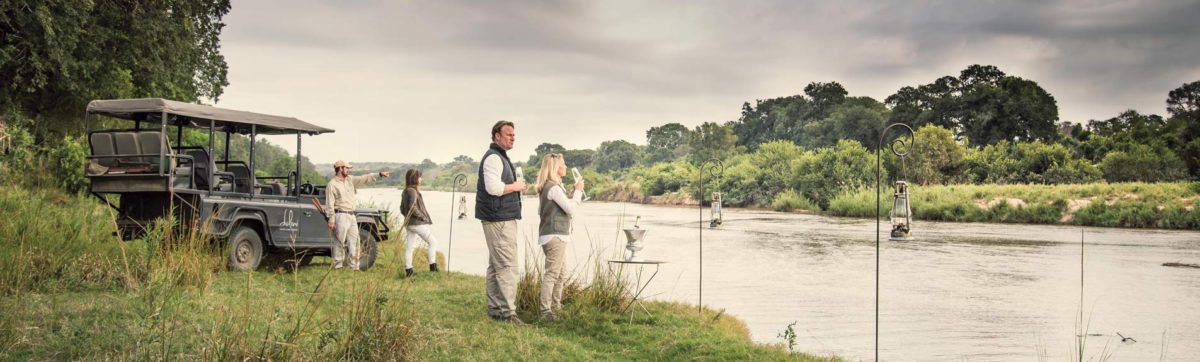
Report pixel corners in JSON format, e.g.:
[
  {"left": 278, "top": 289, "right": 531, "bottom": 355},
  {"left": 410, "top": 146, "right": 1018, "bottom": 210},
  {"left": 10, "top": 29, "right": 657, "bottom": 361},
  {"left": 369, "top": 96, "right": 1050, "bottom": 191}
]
[{"left": 332, "top": 213, "right": 360, "bottom": 270}]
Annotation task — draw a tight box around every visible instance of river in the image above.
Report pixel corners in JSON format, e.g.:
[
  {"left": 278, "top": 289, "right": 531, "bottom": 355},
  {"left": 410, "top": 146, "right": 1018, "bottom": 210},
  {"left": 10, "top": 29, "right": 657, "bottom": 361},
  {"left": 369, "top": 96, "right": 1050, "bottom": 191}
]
[{"left": 360, "top": 188, "right": 1200, "bottom": 361}]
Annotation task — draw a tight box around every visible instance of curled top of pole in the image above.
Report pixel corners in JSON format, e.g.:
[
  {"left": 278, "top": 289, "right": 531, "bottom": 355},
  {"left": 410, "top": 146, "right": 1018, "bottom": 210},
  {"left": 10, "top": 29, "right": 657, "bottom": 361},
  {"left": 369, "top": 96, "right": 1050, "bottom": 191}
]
[
  {"left": 451, "top": 173, "right": 468, "bottom": 191},
  {"left": 879, "top": 123, "right": 916, "bottom": 158},
  {"left": 700, "top": 158, "right": 725, "bottom": 179}
]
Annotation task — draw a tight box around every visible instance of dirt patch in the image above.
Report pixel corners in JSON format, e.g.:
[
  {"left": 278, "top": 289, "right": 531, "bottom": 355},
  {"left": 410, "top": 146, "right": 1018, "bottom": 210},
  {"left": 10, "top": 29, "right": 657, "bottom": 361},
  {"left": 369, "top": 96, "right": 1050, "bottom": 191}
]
[
  {"left": 1061, "top": 198, "right": 1094, "bottom": 223},
  {"left": 647, "top": 192, "right": 699, "bottom": 206},
  {"left": 1181, "top": 196, "right": 1198, "bottom": 211},
  {"left": 1105, "top": 192, "right": 1141, "bottom": 206},
  {"left": 975, "top": 197, "right": 1026, "bottom": 210}
]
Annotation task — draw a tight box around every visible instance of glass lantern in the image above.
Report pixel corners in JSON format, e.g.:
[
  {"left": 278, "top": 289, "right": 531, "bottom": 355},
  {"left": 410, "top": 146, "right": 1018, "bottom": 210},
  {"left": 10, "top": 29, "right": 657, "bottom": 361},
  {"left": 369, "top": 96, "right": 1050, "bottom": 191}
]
[
  {"left": 710, "top": 191, "right": 723, "bottom": 228},
  {"left": 889, "top": 181, "right": 913, "bottom": 241}
]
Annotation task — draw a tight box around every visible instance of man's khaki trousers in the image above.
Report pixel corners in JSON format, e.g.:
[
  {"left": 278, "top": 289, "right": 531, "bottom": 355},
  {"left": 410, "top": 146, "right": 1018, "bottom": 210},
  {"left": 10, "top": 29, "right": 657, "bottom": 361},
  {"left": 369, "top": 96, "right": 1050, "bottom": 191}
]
[{"left": 483, "top": 220, "right": 518, "bottom": 317}]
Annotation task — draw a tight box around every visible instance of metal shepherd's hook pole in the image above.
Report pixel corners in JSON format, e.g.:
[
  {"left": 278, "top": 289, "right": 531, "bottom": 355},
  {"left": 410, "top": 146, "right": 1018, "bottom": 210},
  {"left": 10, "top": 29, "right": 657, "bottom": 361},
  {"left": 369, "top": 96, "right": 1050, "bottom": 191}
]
[
  {"left": 875, "top": 123, "right": 914, "bottom": 361},
  {"left": 698, "top": 158, "right": 724, "bottom": 314},
  {"left": 447, "top": 173, "right": 468, "bottom": 273}
]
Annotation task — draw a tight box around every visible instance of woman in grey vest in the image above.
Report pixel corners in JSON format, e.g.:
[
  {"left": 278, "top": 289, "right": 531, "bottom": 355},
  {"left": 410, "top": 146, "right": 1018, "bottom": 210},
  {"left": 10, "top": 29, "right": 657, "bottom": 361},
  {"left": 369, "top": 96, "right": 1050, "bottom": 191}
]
[
  {"left": 535, "top": 153, "right": 584, "bottom": 321},
  {"left": 401, "top": 169, "right": 439, "bottom": 277}
]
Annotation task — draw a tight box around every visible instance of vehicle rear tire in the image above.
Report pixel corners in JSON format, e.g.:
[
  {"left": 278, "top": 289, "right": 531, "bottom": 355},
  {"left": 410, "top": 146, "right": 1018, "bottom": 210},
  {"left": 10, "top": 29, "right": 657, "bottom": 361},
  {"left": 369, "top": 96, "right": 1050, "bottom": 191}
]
[
  {"left": 358, "top": 227, "right": 379, "bottom": 271},
  {"left": 227, "top": 226, "right": 263, "bottom": 272}
]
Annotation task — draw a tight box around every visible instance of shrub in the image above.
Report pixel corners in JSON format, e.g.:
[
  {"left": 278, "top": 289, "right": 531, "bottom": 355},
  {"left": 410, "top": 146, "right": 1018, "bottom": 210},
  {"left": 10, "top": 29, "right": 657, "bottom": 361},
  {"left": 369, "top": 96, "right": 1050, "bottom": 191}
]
[
  {"left": 905, "top": 124, "right": 968, "bottom": 185},
  {"left": 771, "top": 189, "right": 818, "bottom": 212},
  {"left": 966, "top": 141, "right": 1100, "bottom": 184},
  {"left": 639, "top": 161, "right": 696, "bottom": 196},
  {"left": 50, "top": 135, "right": 89, "bottom": 193},
  {"left": 791, "top": 139, "right": 883, "bottom": 210},
  {"left": 1099, "top": 144, "right": 1189, "bottom": 182}
]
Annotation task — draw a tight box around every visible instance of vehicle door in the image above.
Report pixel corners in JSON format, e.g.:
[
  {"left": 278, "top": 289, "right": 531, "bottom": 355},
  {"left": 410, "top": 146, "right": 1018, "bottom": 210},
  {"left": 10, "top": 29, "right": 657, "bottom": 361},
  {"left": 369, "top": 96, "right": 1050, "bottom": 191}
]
[
  {"left": 263, "top": 201, "right": 305, "bottom": 248},
  {"left": 298, "top": 195, "right": 334, "bottom": 248}
]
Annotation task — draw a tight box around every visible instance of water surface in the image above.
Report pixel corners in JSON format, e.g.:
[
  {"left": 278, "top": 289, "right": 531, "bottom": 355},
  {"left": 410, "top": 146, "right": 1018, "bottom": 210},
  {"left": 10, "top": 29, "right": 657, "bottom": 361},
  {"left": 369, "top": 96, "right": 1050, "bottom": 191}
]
[{"left": 362, "top": 189, "right": 1200, "bottom": 361}]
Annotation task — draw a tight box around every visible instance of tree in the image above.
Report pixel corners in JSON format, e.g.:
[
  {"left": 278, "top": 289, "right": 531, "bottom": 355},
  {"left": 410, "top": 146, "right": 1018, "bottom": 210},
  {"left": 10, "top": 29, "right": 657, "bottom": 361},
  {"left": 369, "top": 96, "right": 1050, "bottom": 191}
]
[
  {"left": 646, "top": 123, "right": 689, "bottom": 150},
  {"left": 959, "top": 75, "right": 1059, "bottom": 146},
  {"left": 562, "top": 149, "right": 595, "bottom": 170},
  {"left": 803, "top": 81, "right": 848, "bottom": 120},
  {"left": 886, "top": 65, "right": 1059, "bottom": 146},
  {"left": 594, "top": 140, "right": 641, "bottom": 172},
  {"left": 885, "top": 76, "right": 962, "bottom": 131},
  {"left": 645, "top": 122, "right": 690, "bottom": 164},
  {"left": 0, "top": 0, "right": 230, "bottom": 134},
  {"left": 1086, "top": 110, "right": 1168, "bottom": 144},
  {"left": 452, "top": 154, "right": 478, "bottom": 170},
  {"left": 1167, "top": 81, "right": 1200, "bottom": 119},
  {"left": 419, "top": 158, "right": 437, "bottom": 170},
  {"left": 1167, "top": 81, "right": 1200, "bottom": 177},
  {"left": 803, "top": 96, "right": 889, "bottom": 149},
  {"left": 733, "top": 95, "right": 811, "bottom": 151},
  {"left": 526, "top": 142, "right": 566, "bottom": 166},
  {"left": 688, "top": 122, "right": 740, "bottom": 164},
  {"left": 959, "top": 64, "right": 1006, "bottom": 87}
]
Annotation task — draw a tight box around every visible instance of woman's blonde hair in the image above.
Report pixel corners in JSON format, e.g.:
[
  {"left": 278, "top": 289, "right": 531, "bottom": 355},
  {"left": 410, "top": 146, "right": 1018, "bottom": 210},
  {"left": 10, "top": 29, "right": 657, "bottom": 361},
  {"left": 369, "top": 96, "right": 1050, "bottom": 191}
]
[{"left": 535, "top": 153, "right": 563, "bottom": 193}]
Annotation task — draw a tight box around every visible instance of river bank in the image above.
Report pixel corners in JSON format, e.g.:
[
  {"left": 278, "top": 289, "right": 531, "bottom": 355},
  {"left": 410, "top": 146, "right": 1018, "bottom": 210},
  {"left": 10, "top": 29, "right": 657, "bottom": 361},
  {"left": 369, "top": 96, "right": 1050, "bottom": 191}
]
[
  {"left": 589, "top": 181, "right": 1200, "bottom": 229},
  {"left": 0, "top": 185, "right": 832, "bottom": 361}
]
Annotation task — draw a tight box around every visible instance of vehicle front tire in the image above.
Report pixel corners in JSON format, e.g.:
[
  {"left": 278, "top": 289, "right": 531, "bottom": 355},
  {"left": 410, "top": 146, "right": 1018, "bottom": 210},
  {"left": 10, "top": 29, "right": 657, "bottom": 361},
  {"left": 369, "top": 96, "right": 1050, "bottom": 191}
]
[
  {"left": 358, "top": 227, "right": 378, "bottom": 271},
  {"left": 227, "top": 225, "right": 263, "bottom": 272}
]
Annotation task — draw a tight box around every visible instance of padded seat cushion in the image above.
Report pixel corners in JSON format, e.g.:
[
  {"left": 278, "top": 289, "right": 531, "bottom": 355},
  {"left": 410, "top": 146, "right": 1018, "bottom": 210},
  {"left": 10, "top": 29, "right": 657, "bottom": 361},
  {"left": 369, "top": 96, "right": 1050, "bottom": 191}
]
[
  {"left": 90, "top": 133, "right": 118, "bottom": 167},
  {"left": 112, "top": 132, "right": 142, "bottom": 165}
]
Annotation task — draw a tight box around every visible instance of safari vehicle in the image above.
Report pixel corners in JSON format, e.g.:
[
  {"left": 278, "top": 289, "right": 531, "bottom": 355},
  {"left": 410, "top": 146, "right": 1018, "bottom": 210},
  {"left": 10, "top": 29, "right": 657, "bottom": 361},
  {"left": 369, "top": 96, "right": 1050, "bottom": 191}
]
[{"left": 84, "top": 98, "right": 391, "bottom": 271}]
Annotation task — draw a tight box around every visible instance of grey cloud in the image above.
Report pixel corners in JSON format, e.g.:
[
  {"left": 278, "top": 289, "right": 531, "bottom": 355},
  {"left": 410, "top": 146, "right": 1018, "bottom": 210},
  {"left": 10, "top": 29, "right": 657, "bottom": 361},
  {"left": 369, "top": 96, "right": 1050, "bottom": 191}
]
[{"left": 219, "top": 1, "right": 1200, "bottom": 162}]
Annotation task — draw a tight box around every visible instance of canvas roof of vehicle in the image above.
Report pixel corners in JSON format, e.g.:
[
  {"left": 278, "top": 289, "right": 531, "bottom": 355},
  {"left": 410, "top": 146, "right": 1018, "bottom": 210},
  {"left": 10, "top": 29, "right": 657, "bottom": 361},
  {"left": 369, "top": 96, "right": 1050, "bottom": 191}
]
[{"left": 87, "top": 98, "right": 335, "bottom": 135}]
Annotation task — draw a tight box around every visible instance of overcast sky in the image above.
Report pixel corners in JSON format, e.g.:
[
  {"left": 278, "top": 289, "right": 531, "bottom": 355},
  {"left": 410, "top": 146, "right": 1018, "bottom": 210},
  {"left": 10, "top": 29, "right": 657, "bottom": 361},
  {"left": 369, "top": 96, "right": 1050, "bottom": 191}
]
[{"left": 215, "top": 1, "right": 1200, "bottom": 164}]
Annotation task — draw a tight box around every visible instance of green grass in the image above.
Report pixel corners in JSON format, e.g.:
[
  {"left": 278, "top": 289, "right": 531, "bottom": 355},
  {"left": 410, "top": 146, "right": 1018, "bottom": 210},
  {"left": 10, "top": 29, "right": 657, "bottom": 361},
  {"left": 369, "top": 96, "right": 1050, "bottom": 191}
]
[
  {"left": 827, "top": 182, "right": 1200, "bottom": 229},
  {"left": 0, "top": 185, "right": 833, "bottom": 361}
]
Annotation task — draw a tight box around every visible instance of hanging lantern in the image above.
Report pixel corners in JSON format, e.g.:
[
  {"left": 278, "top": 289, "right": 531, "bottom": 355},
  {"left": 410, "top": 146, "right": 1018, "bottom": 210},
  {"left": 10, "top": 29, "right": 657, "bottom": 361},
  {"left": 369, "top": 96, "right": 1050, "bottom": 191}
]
[
  {"left": 889, "top": 181, "right": 913, "bottom": 241},
  {"left": 457, "top": 195, "right": 468, "bottom": 219},
  {"left": 709, "top": 191, "right": 723, "bottom": 228}
]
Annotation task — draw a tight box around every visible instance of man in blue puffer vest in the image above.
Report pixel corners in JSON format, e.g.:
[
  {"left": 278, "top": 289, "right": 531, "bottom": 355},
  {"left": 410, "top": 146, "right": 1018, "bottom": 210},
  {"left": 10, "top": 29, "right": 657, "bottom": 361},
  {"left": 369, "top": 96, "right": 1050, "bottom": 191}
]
[{"left": 476, "top": 120, "right": 528, "bottom": 324}]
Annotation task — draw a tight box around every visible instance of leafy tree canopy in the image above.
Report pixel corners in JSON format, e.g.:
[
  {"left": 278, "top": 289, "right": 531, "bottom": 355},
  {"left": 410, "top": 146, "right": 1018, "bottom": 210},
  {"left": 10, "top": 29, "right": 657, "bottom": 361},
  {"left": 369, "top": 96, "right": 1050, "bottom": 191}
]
[{"left": 1, "top": 0, "right": 230, "bottom": 135}]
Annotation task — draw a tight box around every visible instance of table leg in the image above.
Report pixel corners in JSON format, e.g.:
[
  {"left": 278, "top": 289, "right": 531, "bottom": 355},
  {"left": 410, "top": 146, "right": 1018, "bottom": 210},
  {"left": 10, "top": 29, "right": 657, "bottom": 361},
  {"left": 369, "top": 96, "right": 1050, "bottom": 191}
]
[{"left": 623, "top": 264, "right": 661, "bottom": 322}]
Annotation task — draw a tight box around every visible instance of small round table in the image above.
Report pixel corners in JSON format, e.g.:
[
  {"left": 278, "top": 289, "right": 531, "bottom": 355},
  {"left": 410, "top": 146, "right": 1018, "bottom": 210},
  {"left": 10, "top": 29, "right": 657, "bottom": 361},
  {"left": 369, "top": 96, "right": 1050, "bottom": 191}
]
[{"left": 608, "top": 259, "right": 667, "bottom": 321}]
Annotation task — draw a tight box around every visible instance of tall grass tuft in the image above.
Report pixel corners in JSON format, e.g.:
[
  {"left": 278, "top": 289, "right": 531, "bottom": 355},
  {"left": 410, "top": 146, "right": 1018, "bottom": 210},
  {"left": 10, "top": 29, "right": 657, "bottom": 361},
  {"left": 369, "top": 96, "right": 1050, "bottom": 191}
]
[
  {"left": 0, "top": 186, "right": 128, "bottom": 294},
  {"left": 772, "top": 189, "right": 819, "bottom": 212},
  {"left": 1, "top": 185, "right": 416, "bottom": 360},
  {"left": 516, "top": 227, "right": 632, "bottom": 321}
]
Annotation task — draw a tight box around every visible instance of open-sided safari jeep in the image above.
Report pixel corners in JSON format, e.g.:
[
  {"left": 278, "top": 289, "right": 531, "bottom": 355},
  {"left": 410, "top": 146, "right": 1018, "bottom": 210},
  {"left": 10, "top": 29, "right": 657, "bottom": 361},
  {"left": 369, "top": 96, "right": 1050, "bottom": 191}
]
[{"left": 84, "top": 98, "right": 391, "bottom": 271}]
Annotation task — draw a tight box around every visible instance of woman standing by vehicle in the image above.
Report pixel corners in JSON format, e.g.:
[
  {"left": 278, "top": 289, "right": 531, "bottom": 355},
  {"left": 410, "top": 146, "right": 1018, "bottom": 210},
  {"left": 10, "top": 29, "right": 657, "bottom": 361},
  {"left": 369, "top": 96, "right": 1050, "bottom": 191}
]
[
  {"left": 401, "top": 169, "right": 440, "bottom": 277},
  {"left": 535, "top": 154, "right": 584, "bottom": 321}
]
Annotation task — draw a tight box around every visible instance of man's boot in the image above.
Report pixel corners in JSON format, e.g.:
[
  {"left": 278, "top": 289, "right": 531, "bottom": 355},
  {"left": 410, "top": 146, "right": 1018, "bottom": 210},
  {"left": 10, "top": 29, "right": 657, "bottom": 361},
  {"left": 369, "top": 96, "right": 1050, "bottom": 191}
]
[
  {"left": 430, "top": 262, "right": 439, "bottom": 272},
  {"left": 404, "top": 268, "right": 414, "bottom": 277}
]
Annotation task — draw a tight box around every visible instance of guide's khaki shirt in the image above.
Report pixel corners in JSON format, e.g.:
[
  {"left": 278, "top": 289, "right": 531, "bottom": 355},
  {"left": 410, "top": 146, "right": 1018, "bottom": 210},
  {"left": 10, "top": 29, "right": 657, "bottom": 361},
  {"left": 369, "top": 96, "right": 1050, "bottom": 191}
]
[{"left": 325, "top": 173, "right": 379, "bottom": 223}]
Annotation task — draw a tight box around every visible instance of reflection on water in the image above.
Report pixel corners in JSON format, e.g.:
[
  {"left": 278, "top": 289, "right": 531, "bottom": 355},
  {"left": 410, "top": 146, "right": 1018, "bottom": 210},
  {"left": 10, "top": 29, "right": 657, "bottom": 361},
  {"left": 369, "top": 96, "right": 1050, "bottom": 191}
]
[{"left": 362, "top": 188, "right": 1200, "bottom": 361}]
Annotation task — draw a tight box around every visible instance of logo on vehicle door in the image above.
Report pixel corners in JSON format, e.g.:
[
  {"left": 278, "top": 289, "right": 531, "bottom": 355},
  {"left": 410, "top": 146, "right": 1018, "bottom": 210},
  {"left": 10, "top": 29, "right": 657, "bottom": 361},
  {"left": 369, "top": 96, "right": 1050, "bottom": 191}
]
[{"left": 279, "top": 209, "right": 299, "bottom": 232}]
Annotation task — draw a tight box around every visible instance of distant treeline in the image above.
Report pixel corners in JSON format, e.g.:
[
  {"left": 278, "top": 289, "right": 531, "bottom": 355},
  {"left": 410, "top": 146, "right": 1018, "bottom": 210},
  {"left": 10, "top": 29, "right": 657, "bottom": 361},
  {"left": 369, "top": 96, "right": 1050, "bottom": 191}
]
[{"left": 512, "top": 65, "right": 1200, "bottom": 211}]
